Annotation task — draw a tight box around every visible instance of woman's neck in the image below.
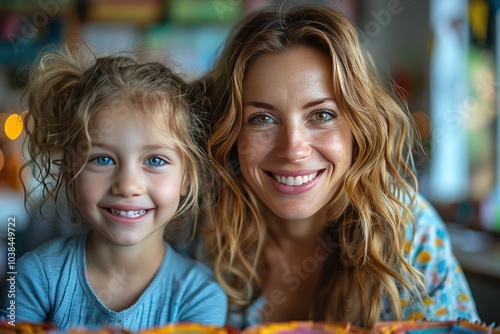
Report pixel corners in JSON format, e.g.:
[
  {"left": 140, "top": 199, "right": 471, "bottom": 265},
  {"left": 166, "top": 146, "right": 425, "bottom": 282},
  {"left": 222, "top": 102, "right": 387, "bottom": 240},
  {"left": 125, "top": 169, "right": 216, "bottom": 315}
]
[
  {"left": 265, "top": 206, "right": 330, "bottom": 249},
  {"left": 262, "top": 208, "right": 333, "bottom": 323}
]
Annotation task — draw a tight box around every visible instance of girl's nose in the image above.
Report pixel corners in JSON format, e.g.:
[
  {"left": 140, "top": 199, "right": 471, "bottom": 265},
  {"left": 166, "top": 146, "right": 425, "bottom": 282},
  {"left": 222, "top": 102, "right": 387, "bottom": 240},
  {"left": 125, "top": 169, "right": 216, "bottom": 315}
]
[{"left": 111, "top": 166, "right": 146, "bottom": 197}]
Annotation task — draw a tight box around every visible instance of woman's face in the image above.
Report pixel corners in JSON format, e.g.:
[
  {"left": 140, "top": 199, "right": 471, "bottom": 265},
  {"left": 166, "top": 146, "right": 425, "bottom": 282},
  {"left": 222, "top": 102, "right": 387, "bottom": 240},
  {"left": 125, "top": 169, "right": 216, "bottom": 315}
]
[{"left": 237, "top": 45, "right": 353, "bottom": 221}]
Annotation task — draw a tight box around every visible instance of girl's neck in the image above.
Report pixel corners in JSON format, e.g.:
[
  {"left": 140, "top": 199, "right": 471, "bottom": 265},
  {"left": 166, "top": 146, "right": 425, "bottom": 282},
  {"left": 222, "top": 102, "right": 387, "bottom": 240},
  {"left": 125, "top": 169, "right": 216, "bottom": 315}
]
[
  {"left": 85, "top": 230, "right": 166, "bottom": 311},
  {"left": 86, "top": 231, "right": 165, "bottom": 273}
]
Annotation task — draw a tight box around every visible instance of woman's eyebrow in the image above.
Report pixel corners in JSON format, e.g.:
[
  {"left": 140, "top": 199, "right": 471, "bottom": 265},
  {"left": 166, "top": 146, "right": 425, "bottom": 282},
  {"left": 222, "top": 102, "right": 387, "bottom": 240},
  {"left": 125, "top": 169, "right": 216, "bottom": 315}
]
[
  {"left": 302, "top": 98, "right": 336, "bottom": 109},
  {"left": 243, "top": 101, "right": 275, "bottom": 110}
]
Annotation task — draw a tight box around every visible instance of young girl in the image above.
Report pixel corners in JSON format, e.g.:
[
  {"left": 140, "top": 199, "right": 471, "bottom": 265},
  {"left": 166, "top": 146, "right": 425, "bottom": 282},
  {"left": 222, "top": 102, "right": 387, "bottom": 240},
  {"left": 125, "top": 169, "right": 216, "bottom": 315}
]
[{"left": 0, "top": 45, "right": 227, "bottom": 331}]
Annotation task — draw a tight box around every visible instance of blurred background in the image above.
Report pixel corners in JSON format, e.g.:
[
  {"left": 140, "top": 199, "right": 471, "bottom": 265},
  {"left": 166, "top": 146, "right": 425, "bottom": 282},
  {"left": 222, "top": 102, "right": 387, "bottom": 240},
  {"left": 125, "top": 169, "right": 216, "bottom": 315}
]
[{"left": 0, "top": 0, "right": 499, "bottom": 323}]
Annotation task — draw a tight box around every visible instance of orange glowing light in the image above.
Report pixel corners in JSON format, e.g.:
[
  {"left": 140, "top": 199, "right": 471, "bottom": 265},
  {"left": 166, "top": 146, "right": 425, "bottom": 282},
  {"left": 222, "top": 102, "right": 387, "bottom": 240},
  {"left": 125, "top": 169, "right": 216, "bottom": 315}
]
[{"left": 4, "top": 113, "right": 23, "bottom": 140}]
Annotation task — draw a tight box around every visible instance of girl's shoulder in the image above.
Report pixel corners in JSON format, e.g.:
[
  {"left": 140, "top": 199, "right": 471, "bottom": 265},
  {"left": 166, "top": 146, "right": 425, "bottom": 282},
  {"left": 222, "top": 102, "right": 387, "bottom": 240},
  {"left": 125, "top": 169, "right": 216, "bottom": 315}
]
[
  {"left": 32, "top": 231, "right": 84, "bottom": 251},
  {"left": 18, "top": 232, "right": 87, "bottom": 267},
  {"left": 163, "top": 243, "right": 213, "bottom": 277}
]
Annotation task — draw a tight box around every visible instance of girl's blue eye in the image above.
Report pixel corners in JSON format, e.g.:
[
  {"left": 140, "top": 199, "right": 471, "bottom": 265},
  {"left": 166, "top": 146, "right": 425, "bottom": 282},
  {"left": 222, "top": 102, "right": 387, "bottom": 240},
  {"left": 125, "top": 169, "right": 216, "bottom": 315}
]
[
  {"left": 146, "top": 156, "right": 166, "bottom": 167},
  {"left": 95, "top": 156, "right": 114, "bottom": 165}
]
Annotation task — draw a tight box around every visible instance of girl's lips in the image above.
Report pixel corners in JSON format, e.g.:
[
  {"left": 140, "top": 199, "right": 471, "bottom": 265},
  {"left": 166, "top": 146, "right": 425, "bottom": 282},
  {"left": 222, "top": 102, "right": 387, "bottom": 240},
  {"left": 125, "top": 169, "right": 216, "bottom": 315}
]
[
  {"left": 100, "top": 207, "right": 153, "bottom": 224},
  {"left": 109, "top": 208, "right": 148, "bottom": 218}
]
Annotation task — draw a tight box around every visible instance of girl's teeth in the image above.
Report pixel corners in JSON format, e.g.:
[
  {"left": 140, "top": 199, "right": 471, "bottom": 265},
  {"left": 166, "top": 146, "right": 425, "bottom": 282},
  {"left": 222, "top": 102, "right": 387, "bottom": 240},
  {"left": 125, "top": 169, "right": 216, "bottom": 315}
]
[
  {"left": 110, "top": 209, "right": 147, "bottom": 218},
  {"left": 275, "top": 172, "right": 318, "bottom": 186}
]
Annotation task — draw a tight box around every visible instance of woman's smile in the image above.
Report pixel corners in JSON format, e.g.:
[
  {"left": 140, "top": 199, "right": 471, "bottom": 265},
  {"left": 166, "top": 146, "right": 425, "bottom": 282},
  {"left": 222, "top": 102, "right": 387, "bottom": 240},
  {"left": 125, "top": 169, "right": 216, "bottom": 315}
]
[{"left": 271, "top": 170, "right": 321, "bottom": 186}]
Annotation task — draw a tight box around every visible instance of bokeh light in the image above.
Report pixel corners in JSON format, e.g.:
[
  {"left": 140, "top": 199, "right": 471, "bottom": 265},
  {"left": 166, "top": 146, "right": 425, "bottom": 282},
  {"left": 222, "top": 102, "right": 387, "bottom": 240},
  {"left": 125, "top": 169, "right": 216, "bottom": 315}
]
[{"left": 4, "top": 113, "right": 23, "bottom": 140}]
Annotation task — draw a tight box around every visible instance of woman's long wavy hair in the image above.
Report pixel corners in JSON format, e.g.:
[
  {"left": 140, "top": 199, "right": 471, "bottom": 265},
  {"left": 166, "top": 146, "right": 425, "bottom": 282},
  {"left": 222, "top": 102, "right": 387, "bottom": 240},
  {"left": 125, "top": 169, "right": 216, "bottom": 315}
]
[
  {"left": 21, "top": 45, "right": 207, "bottom": 234},
  {"left": 199, "top": 4, "right": 426, "bottom": 328}
]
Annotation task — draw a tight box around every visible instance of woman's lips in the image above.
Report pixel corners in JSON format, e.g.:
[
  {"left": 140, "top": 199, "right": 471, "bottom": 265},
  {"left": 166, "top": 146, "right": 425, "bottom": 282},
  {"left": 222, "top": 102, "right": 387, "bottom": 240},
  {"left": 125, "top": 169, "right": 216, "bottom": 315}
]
[{"left": 273, "top": 171, "right": 319, "bottom": 186}]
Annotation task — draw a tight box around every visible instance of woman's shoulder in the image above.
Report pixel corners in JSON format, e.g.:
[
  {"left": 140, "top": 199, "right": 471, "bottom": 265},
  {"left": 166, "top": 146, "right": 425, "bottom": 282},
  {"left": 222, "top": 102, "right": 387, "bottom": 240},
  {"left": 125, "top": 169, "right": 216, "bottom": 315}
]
[
  {"left": 405, "top": 193, "right": 454, "bottom": 259},
  {"left": 412, "top": 193, "right": 442, "bottom": 219},
  {"left": 405, "top": 193, "right": 447, "bottom": 234}
]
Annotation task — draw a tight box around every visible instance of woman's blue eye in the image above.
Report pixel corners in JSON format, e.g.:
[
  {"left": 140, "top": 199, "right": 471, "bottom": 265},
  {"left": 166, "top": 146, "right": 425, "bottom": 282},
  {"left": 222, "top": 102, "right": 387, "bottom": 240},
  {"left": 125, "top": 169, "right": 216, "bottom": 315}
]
[
  {"left": 250, "top": 113, "right": 274, "bottom": 124},
  {"left": 95, "top": 156, "right": 113, "bottom": 165},
  {"left": 146, "top": 156, "right": 166, "bottom": 167},
  {"left": 312, "top": 111, "right": 334, "bottom": 122}
]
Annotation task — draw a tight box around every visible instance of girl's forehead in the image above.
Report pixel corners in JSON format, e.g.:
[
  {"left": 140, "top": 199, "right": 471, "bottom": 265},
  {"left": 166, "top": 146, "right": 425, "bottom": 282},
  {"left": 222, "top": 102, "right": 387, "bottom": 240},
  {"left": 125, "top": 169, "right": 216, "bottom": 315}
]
[
  {"left": 93, "top": 104, "right": 169, "bottom": 127},
  {"left": 90, "top": 106, "right": 180, "bottom": 144},
  {"left": 92, "top": 105, "right": 144, "bottom": 123}
]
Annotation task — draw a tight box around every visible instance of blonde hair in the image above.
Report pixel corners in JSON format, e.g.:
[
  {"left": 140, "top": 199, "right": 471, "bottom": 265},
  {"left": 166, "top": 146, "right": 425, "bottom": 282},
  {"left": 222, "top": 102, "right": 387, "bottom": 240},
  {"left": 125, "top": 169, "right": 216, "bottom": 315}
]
[
  {"left": 22, "top": 45, "right": 207, "bottom": 233},
  {"left": 198, "top": 5, "right": 426, "bottom": 328}
]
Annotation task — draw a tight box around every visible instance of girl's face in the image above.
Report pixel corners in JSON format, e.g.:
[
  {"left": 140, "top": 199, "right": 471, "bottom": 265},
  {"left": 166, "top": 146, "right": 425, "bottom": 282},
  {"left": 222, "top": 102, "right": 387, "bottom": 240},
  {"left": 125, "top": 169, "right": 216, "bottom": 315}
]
[
  {"left": 74, "top": 108, "right": 189, "bottom": 247},
  {"left": 237, "top": 45, "right": 353, "bottom": 222}
]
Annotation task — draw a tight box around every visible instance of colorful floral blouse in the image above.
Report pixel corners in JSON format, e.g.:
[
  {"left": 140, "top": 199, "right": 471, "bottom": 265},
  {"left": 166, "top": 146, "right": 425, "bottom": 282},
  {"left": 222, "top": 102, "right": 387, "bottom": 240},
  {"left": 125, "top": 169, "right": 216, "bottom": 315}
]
[{"left": 395, "top": 194, "right": 479, "bottom": 321}]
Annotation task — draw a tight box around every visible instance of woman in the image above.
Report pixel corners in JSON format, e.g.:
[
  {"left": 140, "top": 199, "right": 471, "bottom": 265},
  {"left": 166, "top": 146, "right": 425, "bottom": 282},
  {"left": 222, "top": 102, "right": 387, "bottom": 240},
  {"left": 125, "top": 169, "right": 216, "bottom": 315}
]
[{"left": 197, "top": 4, "right": 479, "bottom": 329}]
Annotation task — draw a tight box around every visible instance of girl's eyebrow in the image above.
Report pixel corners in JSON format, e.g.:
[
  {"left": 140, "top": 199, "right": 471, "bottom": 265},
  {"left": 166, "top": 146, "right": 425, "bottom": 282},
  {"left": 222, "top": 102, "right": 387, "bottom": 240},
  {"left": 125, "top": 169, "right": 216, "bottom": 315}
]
[
  {"left": 91, "top": 143, "right": 178, "bottom": 152},
  {"left": 142, "top": 144, "right": 178, "bottom": 152},
  {"left": 90, "top": 143, "right": 113, "bottom": 150}
]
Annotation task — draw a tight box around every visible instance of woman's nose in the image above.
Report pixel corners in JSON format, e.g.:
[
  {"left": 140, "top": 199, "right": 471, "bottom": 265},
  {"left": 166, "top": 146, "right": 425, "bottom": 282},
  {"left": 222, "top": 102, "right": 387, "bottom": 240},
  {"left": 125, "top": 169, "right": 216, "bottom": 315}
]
[
  {"left": 111, "top": 166, "right": 146, "bottom": 197},
  {"left": 275, "top": 122, "right": 311, "bottom": 161}
]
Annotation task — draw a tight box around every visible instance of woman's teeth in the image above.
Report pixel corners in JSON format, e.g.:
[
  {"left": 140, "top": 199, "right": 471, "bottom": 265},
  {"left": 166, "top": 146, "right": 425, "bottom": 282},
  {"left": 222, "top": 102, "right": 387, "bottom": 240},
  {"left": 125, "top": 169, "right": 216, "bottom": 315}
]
[
  {"left": 274, "top": 172, "right": 318, "bottom": 186},
  {"left": 110, "top": 209, "right": 147, "bottom": 218}
]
